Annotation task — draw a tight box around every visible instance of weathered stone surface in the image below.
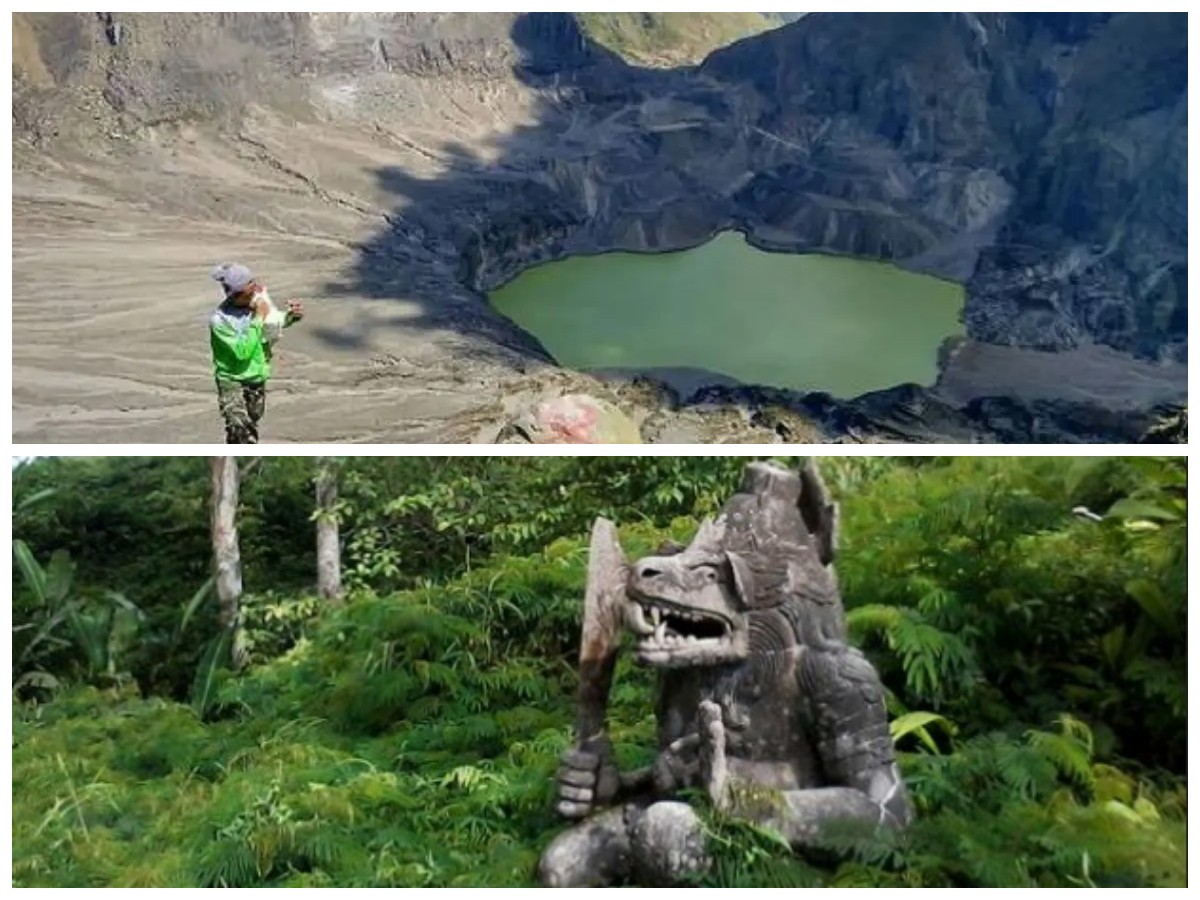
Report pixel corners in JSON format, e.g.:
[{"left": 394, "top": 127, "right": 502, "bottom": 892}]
[
  {"left": 538, "top": 460, "right": 913, "bottom": 886},
  {"left": 496, "top": 393, "right": 642, "bottom": 444},
  {"left": 628, "top": 802, "right": 710, "bottom": 886},
  {"left": 537, "top": 807, "right": 630, "bottom": 888}
]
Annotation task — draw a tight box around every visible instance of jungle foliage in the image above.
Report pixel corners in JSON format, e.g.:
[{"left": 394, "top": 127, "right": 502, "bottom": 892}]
[{"left": 11, "top": 456, "right": 1187, "bottom": 887}]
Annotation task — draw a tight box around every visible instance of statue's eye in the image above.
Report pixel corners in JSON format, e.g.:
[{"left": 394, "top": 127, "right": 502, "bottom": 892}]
[{"left": 697, "top": 566, "right": 719, "bottom": 583}]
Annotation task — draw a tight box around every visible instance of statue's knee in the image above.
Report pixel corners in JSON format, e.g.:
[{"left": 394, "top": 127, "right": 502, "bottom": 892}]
[
  {"left": 537, "top": 807, "right": 630, "bottom": 887},
  {"left": 628, "top": 801, "right": 712, "bottom": 886}
]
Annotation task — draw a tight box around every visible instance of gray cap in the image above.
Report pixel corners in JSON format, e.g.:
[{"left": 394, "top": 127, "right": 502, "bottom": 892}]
[{"left": 211, "top": 262, "right": 255, "bottom": 293}]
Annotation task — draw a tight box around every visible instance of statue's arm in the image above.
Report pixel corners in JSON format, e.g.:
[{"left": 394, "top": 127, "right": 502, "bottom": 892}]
[
  {"left": 797, "top": 644, "right": 912, "bottom": 827},
  {"left": 701, "top": 647, "right": 910, "bottom": 848},
  {"left": 555, "top": 736, "right": 699, "bottom": 819}
]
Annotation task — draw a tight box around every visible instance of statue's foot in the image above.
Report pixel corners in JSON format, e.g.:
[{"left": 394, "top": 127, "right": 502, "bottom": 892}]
[
  {"left": 538, "top": 802, "right": 712, "bottom": 887},
  {"left": 537, "top": 806, "right": 630, "bottom": 887},
  {"left": 628, "top": 801, "right": 711, "bottom": 887}
]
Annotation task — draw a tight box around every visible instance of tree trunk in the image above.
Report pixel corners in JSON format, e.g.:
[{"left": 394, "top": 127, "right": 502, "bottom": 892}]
[
  {"left": 315, "top": 456, "right": 344, "bottom": 602},
  {"left": 209, "top": 455, "right": 247, "bottom": 668}
]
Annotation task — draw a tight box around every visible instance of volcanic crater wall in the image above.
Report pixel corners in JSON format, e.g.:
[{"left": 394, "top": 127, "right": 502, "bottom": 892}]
[
  {"left": 15, "top": 12, "right": 1188, "bottom": 370},
  {"left": 456, "top": 13, "right": 1186, "bottom": 368}
]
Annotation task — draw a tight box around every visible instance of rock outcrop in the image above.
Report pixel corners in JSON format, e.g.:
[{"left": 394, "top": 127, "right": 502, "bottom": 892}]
[{"left": 497, "top": 394, "right": 642, "bottom": 444}]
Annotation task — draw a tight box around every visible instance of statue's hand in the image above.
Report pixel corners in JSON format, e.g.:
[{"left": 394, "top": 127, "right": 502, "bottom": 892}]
[
  {"left": 652, "top": 733, "right": 701, "bottom": 794},
  {"left": 698, "top": 700, "right": 731, "bottom": 811},
  {"left": 555, "top": 737, "right": 620, "bottom": 820}
]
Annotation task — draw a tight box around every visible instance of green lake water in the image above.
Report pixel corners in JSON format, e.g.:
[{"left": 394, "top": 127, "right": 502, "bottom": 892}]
[{"left": 489, "top": 232, "right": 966, "bottom": 398}]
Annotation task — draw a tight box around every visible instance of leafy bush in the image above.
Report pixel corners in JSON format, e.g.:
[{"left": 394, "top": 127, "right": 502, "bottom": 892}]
[{"left": 839, "top": 457, "right": 1186, "bottom": 770}]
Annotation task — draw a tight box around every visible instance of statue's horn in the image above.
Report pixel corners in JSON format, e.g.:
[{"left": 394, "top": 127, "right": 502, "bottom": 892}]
[
  {"left": 799, "top": 458, "right": 839, "bottom": 566},
  {"left": 691, "top": 516, "right": 727, "bottom": 551}
]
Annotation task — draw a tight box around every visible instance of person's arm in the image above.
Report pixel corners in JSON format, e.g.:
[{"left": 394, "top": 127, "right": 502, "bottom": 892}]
[{"left": 283, "top": 299, "right": 305, "bottom": 328}]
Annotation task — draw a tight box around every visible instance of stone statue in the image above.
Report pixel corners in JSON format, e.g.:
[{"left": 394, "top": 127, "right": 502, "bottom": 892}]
[{"left": 538, "top": 459, "right": 912, "bottom": 886}]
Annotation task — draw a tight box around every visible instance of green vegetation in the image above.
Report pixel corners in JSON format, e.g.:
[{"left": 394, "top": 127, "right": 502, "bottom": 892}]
[
  {"left": 577, "top": 13, "right": 778, "bottom": 67},
  {"left": 12, "top": 457, "right": 1186, "bottom": 886}
]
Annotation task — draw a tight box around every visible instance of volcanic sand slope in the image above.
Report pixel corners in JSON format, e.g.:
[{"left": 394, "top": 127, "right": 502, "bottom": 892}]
[
  {"left": 13, "top": 13, "right": 577, "bottom": 443},
  {"left": 13, "top": 96, "right": 544, "bottom": 443},
  {"left": 11, "top": 12, "right": 1187, "bottom": 443}
]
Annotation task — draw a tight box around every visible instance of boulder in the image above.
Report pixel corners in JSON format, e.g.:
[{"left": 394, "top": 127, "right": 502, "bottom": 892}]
[
  {"left": 628, "top": 802, "right": 711, "bottom": 887},
  {"left": 497, "top": 393, "right": 642, "bottom": 444}
]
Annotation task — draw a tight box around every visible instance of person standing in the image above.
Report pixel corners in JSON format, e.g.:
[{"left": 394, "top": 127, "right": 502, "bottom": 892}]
[{"left": 209, "top": 263, "right": 304, "bottom": 443}]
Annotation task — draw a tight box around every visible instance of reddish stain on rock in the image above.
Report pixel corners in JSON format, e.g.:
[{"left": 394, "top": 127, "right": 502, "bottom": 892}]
[
  {"left": 501, "top": 394, "right": 642, "bottom": 444},
  {"left": 541, "top": 397, "right": 601, "bottom": 443}
]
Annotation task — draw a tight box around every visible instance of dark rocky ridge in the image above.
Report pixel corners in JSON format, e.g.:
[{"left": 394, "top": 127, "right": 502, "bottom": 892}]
[
  {"left": 463, "top": 12, "right": 1187, "bottom": 360},
  {"left": 12, "top": 12, "right": 1186, "bottom": 443}
]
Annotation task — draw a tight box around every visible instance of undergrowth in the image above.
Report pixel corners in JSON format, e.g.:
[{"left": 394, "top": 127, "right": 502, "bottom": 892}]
[{"left": 12, "top": 459, "right": 1187, "bottom": 886}]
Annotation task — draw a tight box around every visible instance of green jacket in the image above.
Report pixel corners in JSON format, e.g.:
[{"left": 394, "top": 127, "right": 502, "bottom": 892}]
[{"left": 210, "top": 304, "right": 271, "bottom": 383}]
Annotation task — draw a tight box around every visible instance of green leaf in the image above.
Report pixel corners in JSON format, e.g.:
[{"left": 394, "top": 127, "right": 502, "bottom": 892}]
[
  {"left": 12, "top": 540, "right": 48, "bottom": 607},
  {"left": 43, "top": 551, "right": 75, "bottom": 607},
  {"left": 103, "top": 590, "right": 143, "bottom": 618},
  {"left": 890, "top": 710, "right": 956, "bottom": 753},
  {"left": 1124, "top": 456, "right": 1187, "bottom": 490},
  {"left": 1027, "top": 726, "right": 1095, "bottom": 792},
  {"left": 178, "top": 577, "right": 215, "bottom": 640},
  {"left": 1063, "top": 458, "right": 1102, "bottom": 500},
  {"left": 64, "top": 603, "right": 110, "bottom": 674},
  {"left": 1125, "top": 579, "right": 1177, "bottom": 631},
  {"left": 1054, "top": 714, "right": 1095, "bottom": 755},
  {"left": 105, "top": 596, "right": 144, "bottom": 675},
  {"left": 1099, "top": 627, "right": 1127, "bottom": 669},
  {"left": 1105, "top": 498, "right": 1180, "bottom": 523},
  {"left": 13, "top": 604, "right": 75, "bottom": 670},
  {"left": 15, "top": 487, "right": 58, "bottom": 511},
  {"left": 192, "top": 628, "right": 233, "bottom": 718}
]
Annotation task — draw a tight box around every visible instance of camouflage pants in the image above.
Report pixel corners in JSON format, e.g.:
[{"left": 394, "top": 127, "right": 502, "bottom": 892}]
[{"left": 216, "top": 379, "right": 266, "bottom": 444}]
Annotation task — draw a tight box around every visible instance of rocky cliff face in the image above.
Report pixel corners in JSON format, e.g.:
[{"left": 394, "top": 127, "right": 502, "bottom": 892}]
[
  {"left": 382, "top": 12, "right": 1188, "bottom": 363},
  {"left": 12, "top": 12, "right": 1186, "bottom": 443},
  {"left": 579, "top": 12, "right": 1186, "bottom": 361}
]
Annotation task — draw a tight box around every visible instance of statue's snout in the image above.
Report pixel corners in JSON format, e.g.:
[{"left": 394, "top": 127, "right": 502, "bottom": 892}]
[{"left": 627, "top": 556, "right": 680, "bottom": 599}]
